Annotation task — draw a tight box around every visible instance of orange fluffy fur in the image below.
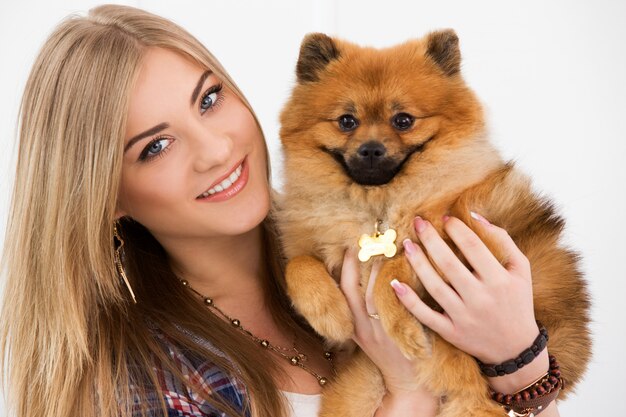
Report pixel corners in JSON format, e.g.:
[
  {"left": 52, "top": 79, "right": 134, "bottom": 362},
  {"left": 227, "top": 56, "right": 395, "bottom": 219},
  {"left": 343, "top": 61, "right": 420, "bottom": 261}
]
[{"left": 276, "top": 30, "right": 591, "bottom": 417}]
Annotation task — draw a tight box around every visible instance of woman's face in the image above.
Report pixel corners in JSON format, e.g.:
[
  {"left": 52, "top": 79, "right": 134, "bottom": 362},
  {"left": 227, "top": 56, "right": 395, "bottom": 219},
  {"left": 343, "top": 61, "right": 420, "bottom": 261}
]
[{"left": 117, "top": 47, "right": 270, "bottom": 240}]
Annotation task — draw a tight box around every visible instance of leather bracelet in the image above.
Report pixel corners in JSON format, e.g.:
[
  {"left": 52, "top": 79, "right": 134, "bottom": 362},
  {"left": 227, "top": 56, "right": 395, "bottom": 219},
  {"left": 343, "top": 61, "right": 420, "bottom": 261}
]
[
  {"left": 489, "top": 354, "right": 563, "bottom": 417},
  {"left": 476, "top": 321, "right": 548, "bottom": 377}
]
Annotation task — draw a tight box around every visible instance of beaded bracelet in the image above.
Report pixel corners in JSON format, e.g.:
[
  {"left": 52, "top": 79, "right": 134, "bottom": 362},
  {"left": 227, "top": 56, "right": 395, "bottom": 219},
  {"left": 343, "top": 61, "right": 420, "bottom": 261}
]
[
  {"left": 476, "top": 321, "right": 548, "bottom": 377},
  {"left": 489, "top": 354, "right": 563, "bottom": 417}
]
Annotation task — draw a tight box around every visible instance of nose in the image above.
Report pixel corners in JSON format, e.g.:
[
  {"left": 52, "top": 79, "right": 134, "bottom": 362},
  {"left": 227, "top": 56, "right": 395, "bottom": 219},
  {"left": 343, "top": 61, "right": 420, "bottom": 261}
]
[
  {"left": 356, "top": 141, "right": 387, "bottom": 167},
  {"left": 190, "top": 124, "right": 234, "bottom": 173}
]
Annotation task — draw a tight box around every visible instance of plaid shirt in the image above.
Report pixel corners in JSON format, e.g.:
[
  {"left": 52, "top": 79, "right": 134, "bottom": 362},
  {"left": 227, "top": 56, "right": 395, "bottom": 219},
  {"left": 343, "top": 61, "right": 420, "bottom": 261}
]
[{"left": 131, "top": 321, "right": 251, "bottom": 417}]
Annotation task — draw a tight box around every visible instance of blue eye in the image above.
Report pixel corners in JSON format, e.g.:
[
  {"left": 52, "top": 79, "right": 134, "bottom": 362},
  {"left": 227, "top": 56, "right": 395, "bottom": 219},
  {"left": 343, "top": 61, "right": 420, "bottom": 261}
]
[
  {"left": 200, "top": 83, "right": 224, "bottom": 114},
  {"left": 148, "top": 140, "right": 164, "bottom": 154},
  {"left": 138, "top": 136, "right": 173, "bottom": 162},
  {"left": 201, "top": 92, "right": 217, "bottom": 111}
]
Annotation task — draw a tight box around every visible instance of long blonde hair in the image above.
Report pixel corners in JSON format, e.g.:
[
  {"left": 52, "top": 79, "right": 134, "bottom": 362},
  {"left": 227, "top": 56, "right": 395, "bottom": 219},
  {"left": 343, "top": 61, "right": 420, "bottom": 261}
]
[{"left": 0, "top": 4, "right": 308, "bottom": 417}]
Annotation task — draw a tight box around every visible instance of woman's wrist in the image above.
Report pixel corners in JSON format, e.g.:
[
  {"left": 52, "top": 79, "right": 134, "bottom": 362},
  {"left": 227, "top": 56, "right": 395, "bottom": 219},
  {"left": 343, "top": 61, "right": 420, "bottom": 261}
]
[
  {"left": 374, "top": 387, "right": 439, "bottom": 417},
  {"left": 486, "top": 348, "right": 550, "bottom": 394}
]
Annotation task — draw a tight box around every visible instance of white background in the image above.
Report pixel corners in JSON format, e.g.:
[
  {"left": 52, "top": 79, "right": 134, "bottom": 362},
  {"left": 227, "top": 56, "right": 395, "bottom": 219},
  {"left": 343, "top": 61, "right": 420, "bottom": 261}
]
[{"left": 1, "top": 1, "right": 625, "bottom": 416}]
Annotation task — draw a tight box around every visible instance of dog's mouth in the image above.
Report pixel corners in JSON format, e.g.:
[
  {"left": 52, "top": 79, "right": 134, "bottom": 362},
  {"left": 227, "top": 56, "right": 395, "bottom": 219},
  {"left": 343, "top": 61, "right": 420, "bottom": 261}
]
[{"left": 320, "top": 135, "right": 435, "bottom": 186}]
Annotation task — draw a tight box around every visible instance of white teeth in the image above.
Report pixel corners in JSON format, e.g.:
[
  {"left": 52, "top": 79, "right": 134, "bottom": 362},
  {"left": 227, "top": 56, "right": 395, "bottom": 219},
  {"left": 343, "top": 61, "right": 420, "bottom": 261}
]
[{"left": 198, "top": 162, "right": 243, "bottom": 198}]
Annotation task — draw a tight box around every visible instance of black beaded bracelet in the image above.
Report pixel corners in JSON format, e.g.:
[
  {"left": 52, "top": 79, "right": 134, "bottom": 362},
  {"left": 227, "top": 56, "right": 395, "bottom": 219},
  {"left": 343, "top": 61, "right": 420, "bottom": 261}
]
[{"left": 476, "top": 321, "right": 548, "bottom": 377}]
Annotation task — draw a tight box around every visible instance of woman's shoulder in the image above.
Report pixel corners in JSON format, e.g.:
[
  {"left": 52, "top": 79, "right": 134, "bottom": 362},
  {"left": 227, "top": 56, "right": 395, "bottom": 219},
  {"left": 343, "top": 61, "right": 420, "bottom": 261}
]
[{"left": 129, "top": 319, "right": 248, "bottom": 417}]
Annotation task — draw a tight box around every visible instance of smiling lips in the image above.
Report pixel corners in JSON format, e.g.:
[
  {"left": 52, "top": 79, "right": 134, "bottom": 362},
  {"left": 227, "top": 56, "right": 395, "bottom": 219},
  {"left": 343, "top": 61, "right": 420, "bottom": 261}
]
[{"left": 196, "top": 156, "right": 248, "bottom": 201}]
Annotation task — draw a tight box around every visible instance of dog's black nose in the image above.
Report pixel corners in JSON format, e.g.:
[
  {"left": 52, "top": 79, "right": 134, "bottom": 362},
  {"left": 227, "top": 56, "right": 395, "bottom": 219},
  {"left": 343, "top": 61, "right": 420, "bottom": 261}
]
[{"left": 357, "top": 141, "right": 386, "bottom": 166}]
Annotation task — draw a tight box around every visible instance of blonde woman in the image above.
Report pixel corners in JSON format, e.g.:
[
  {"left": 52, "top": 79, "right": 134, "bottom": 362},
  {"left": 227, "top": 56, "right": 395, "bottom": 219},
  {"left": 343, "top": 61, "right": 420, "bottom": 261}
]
[{"left": 0, "top": 4, "right": 562, "bottom": 417}]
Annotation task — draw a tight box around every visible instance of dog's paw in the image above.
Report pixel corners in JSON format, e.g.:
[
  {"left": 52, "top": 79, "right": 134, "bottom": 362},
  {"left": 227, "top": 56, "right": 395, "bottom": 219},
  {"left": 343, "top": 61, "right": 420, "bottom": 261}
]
[
  {"left": 375, "top": 280, "right": 430, "bottom": 360},
  {"left": 285, "top": 255, "right": 355, "bottom": 344},
  {"left": 383, "top": 310, "right": 430, "bottom": 360},
  {"left": 300, "top": 291, "right": 354, "bottom": 345},
  {"left": 372, "top": 259, "right": 430, "bottom": 360}
]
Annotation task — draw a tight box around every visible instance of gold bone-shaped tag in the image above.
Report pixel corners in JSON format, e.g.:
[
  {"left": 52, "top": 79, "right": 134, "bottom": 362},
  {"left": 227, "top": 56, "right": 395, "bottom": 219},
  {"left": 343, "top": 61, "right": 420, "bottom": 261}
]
[{"left": 358, "top": 222, "right": 397, "bottom": 262}]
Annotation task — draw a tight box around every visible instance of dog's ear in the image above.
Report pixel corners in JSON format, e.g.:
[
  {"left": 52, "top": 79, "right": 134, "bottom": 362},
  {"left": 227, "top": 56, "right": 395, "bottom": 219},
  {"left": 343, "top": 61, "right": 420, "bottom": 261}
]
[
  {"left": 296, "top": 33, "right": 340, "bottom": 83},
  {"left": 425, "top": 29, "right": 461, "bottom": 76}
]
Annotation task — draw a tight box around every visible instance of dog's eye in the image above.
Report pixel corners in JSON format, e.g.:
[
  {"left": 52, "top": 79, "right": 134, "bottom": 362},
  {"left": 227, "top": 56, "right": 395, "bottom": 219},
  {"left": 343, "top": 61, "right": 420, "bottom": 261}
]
[
  {"left": 338, "top": 114, "right": 359, "bottom": 132},
  {"left": 392, "top": 113, "right": 415, "bottom": 131}
]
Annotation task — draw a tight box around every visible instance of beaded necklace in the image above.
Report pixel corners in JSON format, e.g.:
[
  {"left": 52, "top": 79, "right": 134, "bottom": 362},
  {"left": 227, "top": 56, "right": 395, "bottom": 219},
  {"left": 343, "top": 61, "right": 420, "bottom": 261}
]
[{"left": 180, "top": 279, "right": 336, "bottom": 386}]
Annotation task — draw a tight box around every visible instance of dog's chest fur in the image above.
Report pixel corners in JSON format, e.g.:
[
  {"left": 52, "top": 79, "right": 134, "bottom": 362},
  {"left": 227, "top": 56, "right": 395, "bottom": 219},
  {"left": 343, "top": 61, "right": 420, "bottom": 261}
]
[{"left": 275, "top": 146, "right": 502, "bottom": 283}]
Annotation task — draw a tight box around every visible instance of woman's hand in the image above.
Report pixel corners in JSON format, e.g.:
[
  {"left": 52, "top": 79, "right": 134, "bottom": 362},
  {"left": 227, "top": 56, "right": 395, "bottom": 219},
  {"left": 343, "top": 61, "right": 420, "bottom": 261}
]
[
  {"left": 339, "top": 248, "right": 439, "bottom": 416},
  {"left": 392, "top": 213, "right": 551, "bottom": 395}
]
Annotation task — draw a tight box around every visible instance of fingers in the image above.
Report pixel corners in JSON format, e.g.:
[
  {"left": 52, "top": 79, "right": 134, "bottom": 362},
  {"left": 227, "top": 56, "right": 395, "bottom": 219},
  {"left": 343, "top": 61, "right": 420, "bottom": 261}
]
[
  {"left": 339, "top": 246, "right": 370, "bottom": 330},
  {"left": 365, "top": 258, "right": 382, "bottom": 315},
  {"left": 489, "top": 228, "right": 530, "bottom": 277},
  {"left": 413, "top": 216, "right": 478, "bottom": 296},
  {"left": 390, "top": 279, "right": 454, "bottom": 337},
  {"left": 465, "top": 212, "right": 531, "bottom": 278},
  {"left": 440, "top": 215, "right": 506, "bottom": 283},
  {"left": 340, "top": 248, "right": 389, "bottom": 347},
  {"left": 402, "top": 236, "right": 464, "bottom": 315}
]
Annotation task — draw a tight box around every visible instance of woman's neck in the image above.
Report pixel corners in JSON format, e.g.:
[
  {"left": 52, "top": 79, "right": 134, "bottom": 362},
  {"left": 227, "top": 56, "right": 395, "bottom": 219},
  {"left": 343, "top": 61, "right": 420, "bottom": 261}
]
[{"left": 156, "top": 223, "right": 268, "bottom": 319}]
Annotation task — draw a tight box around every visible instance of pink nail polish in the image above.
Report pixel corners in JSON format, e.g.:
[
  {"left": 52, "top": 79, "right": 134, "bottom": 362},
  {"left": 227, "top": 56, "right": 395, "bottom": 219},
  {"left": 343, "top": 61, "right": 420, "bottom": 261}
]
[
  {"left": 470, "top": 211, "right": 491, "bottom": 226},
  {"left": 390, "top": 279, "right": 407, "bottom": 296},
  {"left": 414, "top": 216, "right": 427, "bottom": 233},
  {"left": 402, "top": 238, "right": 415, "bottom": 255}
]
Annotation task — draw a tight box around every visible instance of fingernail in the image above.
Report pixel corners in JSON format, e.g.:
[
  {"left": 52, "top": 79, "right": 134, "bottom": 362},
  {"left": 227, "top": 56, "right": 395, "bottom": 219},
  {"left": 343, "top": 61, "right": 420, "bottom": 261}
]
[
  {"left": 414, "top": 216, "right": 427, "bottom": 233},
  {"left": 470, "top": 211, "right": 491, "bottom": 226},
  {"left": 390, "top": 279, "right": 407, "bottom": 296},
  {"left": 402, "top": 238, "right": 415, "bottom": 255},
  {"left": 442, "top": 215, "right": 450, "bottom": 222}
]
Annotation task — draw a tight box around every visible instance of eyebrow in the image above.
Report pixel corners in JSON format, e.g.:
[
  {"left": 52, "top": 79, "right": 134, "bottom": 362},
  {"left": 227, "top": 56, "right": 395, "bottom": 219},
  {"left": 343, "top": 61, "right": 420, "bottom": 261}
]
[
  {"left": 124, "top": 122, "right": 170, "bottom": 153},
  {"left": 190, "top": 70, "right": 212, "bottom": 106},
  {"left": 391, "top": 101, "right": 405, "bottom": 112}
]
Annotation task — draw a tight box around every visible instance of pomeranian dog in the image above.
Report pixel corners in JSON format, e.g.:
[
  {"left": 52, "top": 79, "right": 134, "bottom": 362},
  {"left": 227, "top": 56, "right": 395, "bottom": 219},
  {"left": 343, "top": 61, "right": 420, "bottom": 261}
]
[{"left": 275, "top": 29, "right": 591, "bottom": 417}]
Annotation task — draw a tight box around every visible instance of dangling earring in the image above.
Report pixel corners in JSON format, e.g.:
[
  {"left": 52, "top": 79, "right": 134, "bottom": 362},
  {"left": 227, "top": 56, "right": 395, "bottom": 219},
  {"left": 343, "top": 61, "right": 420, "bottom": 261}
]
[{"left": 113, "top": 221, "right": 137, "bottom": 304}]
